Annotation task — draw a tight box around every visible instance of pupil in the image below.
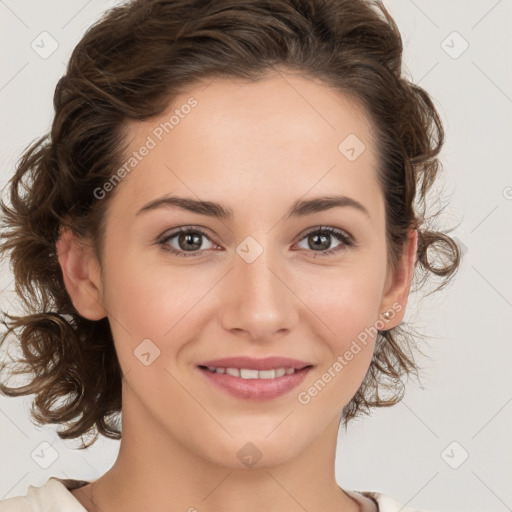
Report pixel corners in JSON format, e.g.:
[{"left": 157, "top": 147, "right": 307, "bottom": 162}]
[
  {"left": 311, "top": 233, "right": 329, "bottom": 251},
  {"left": 180, "top": 233, "right": 201, "bottom": 251}
]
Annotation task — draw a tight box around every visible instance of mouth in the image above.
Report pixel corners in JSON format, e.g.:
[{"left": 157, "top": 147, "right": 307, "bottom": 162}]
[
  {"left": 200, "top": 366, "right": 302, "bottom": 379},
  {"left": 196, "top": 357, "right": 314, "bottom": 401}
]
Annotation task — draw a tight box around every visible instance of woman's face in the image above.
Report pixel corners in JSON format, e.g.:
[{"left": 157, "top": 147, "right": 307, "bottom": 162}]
[{"left": 68, "top": 72, "right": 415, "bottom": 468}]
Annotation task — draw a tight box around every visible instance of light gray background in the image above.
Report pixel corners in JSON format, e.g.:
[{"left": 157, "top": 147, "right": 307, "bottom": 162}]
[{"left": 0, "top": 1, "right": 511, "bottom": 511}]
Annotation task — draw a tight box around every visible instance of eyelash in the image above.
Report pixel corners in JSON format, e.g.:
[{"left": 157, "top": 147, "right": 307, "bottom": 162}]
[{"left": 157, "top": 225, "right": 355, "bottom": 258}]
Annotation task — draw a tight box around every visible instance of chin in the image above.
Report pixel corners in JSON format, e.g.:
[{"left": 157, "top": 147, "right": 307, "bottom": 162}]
[{"left": 193, "top": 433, "right": 305, "bottom": 471}]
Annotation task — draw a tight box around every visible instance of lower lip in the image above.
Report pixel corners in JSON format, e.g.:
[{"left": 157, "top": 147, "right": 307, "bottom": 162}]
[{"left": 198, "top": 367, "right": 312, "bottom": 401}]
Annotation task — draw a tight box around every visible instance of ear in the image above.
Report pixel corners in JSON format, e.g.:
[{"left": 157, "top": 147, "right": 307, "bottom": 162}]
[
  {"left": 378, "top": 228, "right": 418, "bottom": 328},
  {"left": 55, "top": 226, "right": 108, "bottom": 321}
]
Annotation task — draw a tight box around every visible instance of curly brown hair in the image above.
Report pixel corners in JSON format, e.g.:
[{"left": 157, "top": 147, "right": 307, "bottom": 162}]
[{"left": 0, "top": 0, "right": 460, "bottom": 449}]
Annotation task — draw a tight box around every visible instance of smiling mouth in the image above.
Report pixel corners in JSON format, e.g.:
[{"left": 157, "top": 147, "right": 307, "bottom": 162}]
[
  {"left": 196, "top": 360, "right": 314, "bottom": 401},
  {"left": 198, "top": 365, "right": 312, "bottom": 379}
]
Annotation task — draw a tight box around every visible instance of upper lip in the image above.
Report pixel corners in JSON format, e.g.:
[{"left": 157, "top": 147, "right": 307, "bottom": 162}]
[{"left": 198, "top": 356, "right": 313, "bottom": 371}]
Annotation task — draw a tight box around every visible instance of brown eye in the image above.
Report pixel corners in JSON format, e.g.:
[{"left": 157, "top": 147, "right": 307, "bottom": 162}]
[
  {"left": 176, "top": 232, "right": 203, "bottom": 251},
  {"left": 159, "top": 227, "right": 215, "bottom": 257},
  {"left": 295, "top": 226, "right": 354, "bottom": 256}
]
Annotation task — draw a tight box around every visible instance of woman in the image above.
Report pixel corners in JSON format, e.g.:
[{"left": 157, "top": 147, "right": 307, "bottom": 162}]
[{"left": 0, "top": 0, "right": 460, "bottom": 510}]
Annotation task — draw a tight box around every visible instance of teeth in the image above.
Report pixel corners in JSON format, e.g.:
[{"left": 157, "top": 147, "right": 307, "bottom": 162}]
[
  {"left": 240, "top": 369, "right": 259, "bottom": 379},
  {"left": 206, "top": 367, "right": 297, "bottom": 379},
  {"left": 207, "top": 365, "right": 226, "bottom": 374}
]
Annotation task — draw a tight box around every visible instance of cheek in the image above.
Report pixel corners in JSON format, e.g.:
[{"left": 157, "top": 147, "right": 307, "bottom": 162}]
[
  {"left": 298, "top": 256, "right": 386, "bottom": 344},
  {"left": 320, "top": 279, "right": 382, "bottom": 356},
  {"left": 102, "top": 232, "right": 196, "bottom": 324},
  {"left": 101, "top": 252, "right": 222, "bottom": 369},
  {"left": 292, "top": 258, "right": 386, "bottom": 401}
]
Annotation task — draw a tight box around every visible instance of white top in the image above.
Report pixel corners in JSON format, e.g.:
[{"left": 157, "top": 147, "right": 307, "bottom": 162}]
[{"left": 0, "top": 477, "right": 432, "bottom": 511}]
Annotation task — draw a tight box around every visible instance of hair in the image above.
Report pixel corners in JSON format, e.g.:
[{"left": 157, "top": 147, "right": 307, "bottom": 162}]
[{"left": 0, "top": 0, "right": 460, "bottom": 448}]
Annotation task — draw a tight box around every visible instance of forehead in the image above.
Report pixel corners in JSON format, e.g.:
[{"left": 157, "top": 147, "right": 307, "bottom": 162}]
[{"left": 110, "top": 73, "right": 382, "bottom": 222}]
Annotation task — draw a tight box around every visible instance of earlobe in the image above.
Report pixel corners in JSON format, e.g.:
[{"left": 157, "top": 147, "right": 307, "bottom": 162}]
[
  {"left": 379, "top": 228, "right": 418, "bottom": 328},
  {"left": 55, "top": 227, "right": 108, "bottom": 321}
]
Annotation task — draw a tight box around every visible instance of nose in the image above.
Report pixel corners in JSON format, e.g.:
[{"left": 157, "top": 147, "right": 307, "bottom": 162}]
[{"left": 219, "top": 242, "right": 299, "bottom": 342}]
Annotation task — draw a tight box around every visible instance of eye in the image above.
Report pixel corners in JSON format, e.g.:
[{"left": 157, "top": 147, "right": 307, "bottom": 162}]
[
  {"left": 158, "top": 227, "right": 217, "bottom": 257},
  {"left": 294, "top": 226, "right": 354, "bottom": 256}
]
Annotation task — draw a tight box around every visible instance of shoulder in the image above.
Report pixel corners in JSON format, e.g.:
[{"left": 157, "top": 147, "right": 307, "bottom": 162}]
[
  {"left": 0, "top": 495, "right": 30, "bottom": 512},
  {"left": 349, "top": 489, "right": 436, "bottom": 512},
  {"left": 0, "top": 477, "right": 90, "bottom": 512}
]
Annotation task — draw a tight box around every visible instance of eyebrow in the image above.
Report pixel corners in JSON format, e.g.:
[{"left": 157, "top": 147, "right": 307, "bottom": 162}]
[{"left": 136, "top": 194, "right": 370, "bottom": 220}]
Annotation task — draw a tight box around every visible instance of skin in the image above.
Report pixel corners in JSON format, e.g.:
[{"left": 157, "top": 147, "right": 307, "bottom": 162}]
[{"left": 57, "top": 71, "right": 417, "bottom": 512}]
